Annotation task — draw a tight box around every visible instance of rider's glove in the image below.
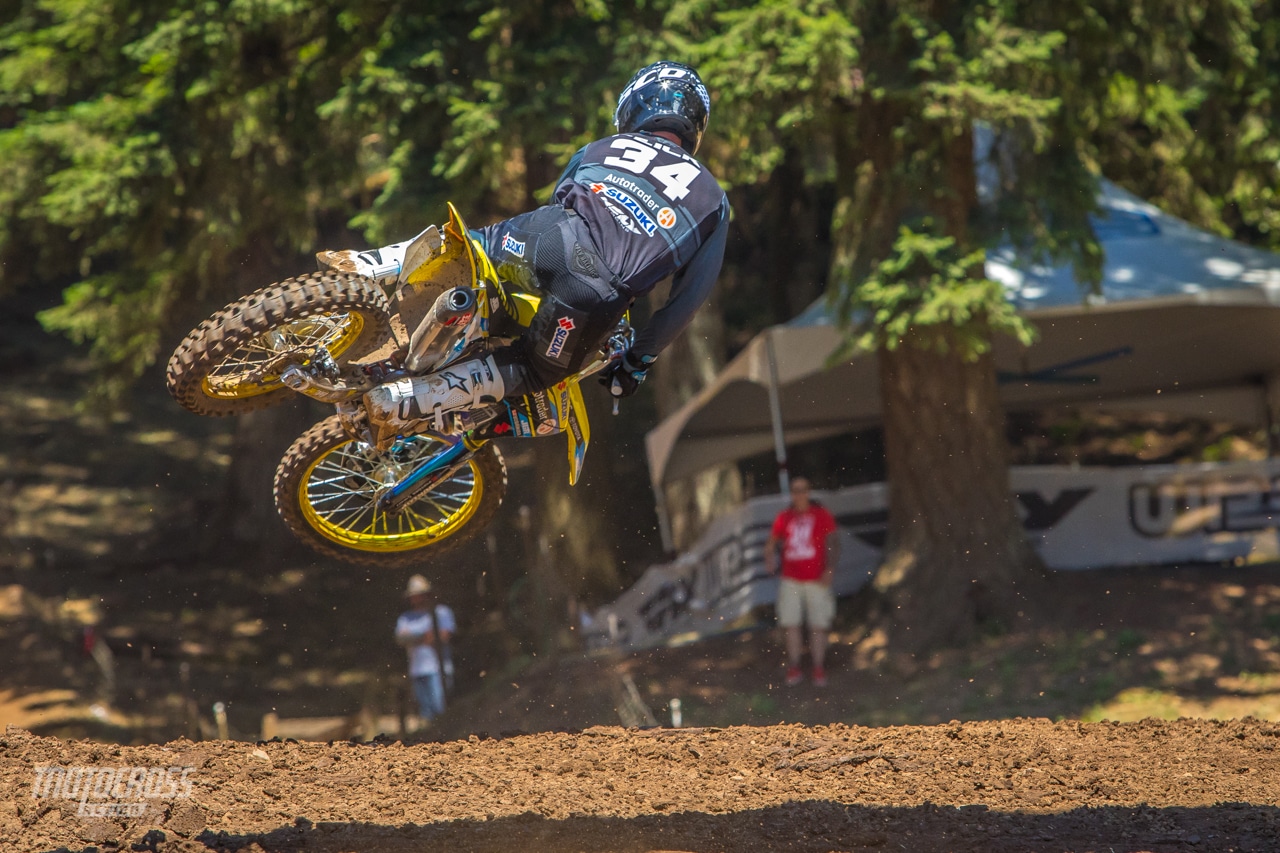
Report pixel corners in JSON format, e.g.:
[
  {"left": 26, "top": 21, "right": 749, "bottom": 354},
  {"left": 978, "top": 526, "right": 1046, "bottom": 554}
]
[{"left": 600, "top": 350, "right": 655, "bottom": 398}]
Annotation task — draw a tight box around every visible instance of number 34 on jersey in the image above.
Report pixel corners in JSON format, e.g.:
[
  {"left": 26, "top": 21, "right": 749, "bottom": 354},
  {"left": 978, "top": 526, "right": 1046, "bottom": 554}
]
[{"left": 602, "top": 137, "right": 701, "bottom": 201}]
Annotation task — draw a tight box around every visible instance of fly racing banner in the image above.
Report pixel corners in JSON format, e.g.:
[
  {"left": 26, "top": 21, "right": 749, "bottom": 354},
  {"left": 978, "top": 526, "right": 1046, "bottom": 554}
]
[{"left": 584, "top": 459, "right": 1280, "bottom": 651}]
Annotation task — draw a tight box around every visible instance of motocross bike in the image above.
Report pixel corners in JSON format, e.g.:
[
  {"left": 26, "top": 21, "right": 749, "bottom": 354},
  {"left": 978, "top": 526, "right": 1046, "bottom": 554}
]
[{"left": 166, "top": 203, "right": 630, "bottom": 568}]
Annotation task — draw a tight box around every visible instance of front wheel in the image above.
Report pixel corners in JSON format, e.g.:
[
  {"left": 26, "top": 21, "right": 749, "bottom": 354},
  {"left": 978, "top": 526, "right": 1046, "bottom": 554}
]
[
  {"left": 274, "top": 415, "right": 507, "bottom": 568},
  {"left": 166, "top": 272, "right": 393, "bottom": 416}
]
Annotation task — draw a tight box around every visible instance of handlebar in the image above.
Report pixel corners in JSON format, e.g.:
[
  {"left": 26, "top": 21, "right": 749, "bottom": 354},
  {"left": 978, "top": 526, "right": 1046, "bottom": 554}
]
[{"left": 577, "top": 323, "right": 634, "bottom": 416}]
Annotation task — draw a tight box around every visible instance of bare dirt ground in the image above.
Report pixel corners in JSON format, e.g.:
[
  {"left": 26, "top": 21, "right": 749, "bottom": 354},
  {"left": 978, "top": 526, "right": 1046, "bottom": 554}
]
[{"left": 3, "top": 717, "right": 1279, "bottom": 853}]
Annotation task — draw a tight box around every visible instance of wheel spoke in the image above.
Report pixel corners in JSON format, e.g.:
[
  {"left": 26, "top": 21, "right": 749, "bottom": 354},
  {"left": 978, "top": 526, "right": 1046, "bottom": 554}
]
[
  {"left": 207, "top": 313, "right": 355, "bottom": 391},
  {"left": 302, "top": 434, "right": 480, "bottom": 544}
]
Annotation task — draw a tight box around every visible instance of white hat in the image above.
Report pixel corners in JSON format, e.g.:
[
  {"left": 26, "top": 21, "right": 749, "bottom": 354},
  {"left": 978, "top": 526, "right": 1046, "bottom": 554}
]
[{"left": 404, "top": 574, "right": 432, "bottom": 597}]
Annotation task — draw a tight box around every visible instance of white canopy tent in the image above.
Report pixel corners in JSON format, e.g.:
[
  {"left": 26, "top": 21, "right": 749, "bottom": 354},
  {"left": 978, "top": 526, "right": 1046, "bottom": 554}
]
[{"left": 645, "top": 181, "right": 1280, "bottom": 550}]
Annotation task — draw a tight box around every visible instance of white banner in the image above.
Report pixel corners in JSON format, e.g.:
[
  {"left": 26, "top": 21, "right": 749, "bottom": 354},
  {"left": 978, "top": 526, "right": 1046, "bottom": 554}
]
[{"left": 585, "top": 460, "right": 1280, "bottom": 651}]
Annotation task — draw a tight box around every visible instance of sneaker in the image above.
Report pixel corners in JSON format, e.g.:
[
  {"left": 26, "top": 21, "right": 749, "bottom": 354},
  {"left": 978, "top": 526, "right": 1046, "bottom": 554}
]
[
  {"left": 811, "top": 667, "right": 828, "bottom": 687},
  {"left": 784, "top": 667, "right": 804, "bottom": 687}
]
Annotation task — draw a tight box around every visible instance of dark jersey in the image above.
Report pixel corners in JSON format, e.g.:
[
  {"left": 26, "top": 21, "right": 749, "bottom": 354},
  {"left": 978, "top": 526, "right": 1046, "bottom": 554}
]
[{"left": 554, "top": 132, "right": 729, "bottom": 356}]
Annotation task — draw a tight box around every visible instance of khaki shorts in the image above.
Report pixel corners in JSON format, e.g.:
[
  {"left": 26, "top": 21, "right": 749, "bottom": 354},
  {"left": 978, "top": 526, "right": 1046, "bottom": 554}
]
[{"left": 776, "top": 578, "right": 836, "bottom": 629}]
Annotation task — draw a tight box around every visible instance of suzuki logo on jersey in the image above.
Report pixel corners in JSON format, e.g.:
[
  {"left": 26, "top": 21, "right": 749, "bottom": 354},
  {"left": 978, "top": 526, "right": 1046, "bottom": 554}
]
[
  {"left": 657, "top": 207, "right": 676, "bottom": 229},
  {"left": 589, "top": 183, "right": 658, "bottom": 236},
  {"left": 545, "top": 316, "right": 576, "bottom": 360},
  {"left": 501, "top": 234, "right": 526, "bottom": 258}
]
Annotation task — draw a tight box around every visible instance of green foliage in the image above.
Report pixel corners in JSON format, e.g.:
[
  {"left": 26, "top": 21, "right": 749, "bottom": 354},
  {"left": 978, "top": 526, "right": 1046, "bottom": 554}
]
[
  {"left": 0, "top": 0, "right": 398, "bottom": 401},
  {"left": 1114, "top": 628, "right": 1145, "bottom": 656},
  {"left": 679, "top": 0, "right": 1101, "bottom": 359},
  {"left": 1084, "top": 2, "right": 1280, "bottom": 249},
  {"left": 39, "top": 268, "right": 175, "bottom": 402},
  {"left": 678, "top": 0, "right": 1277, "bottom": 361},
  {"left": 836, "top": 222, "right": 1034, "bottom": 360},
  {"left": 0, "top": 0, "right": 682, "bottom": 403},
  {"left": 674, "top": 0, "right": 861, "bottom": 184},
  {"left": 2, "top": 0, "right": 1277, "bottom": 401}
]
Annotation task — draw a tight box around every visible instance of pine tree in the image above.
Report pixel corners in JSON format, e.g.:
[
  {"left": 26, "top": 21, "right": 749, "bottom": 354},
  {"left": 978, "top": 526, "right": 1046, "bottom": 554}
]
[{"left": 680, "top": 0, "right": 1274, "bottom": 651}]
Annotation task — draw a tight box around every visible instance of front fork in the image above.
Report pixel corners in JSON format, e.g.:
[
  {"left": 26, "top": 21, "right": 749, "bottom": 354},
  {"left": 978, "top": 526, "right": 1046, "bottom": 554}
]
[{"left": 375, "top": 433, "right": 488, "bottom": 516}]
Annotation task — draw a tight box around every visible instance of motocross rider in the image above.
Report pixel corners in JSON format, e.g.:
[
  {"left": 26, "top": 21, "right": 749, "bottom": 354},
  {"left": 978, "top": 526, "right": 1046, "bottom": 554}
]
[{"left": 318, "top": 61, "right": 729, "bottom": 440}]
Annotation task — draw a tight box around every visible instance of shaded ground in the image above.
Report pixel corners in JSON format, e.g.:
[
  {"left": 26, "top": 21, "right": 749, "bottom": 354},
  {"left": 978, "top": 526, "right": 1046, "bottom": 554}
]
[
  {"left": 431, "top": 563, "right": 1280, "bottom": 740},
  {"left": 3, "top": 718, "right": 1279, "bottom": 852},
  {"left": 6, "top": 554, "right": 1280, "bottom": 748}
]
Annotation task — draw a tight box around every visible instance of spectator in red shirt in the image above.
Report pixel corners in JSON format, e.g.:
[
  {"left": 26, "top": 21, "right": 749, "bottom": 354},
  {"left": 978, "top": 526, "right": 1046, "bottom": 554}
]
[{"left": 765, "top": 477, "right": 840, "bottom": 687}]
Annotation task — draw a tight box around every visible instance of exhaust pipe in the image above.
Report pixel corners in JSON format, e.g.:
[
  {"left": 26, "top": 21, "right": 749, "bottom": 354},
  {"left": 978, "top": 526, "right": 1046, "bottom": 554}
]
[{"left": 405, "top": 287, "right": 478, "bottom": 373}]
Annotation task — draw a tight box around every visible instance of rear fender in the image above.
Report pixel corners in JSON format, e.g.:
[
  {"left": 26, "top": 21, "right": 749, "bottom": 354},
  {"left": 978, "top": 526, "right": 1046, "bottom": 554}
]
[
  {"left": 558, "top": 378, "right": 590, "bottom": 485},
  {"left": 397, "top": 203, "right": 499, "bottom": 344}
]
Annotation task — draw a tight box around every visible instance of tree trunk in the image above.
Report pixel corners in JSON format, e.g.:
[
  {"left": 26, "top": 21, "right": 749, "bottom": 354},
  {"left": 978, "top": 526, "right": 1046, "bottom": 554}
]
[
  {"left": 873, "top": 334, "right": 1046, "bottom": 653},
  {"left": 215, "top": 399, "right": 322, "bottom": 558},
  {"left": 651, "top": 279, "right": 741, "bottom": 552},
  {"left": 531, "top": 421, "right": 623, "bottom": 601}
]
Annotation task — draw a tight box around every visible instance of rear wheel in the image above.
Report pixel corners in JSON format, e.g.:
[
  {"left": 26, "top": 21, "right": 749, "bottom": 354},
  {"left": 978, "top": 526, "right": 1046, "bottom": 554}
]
[
  {"left": 166, "top": 272, "right": 393, "bottom": 416},
  {"left": 274, "top": 415, "right": 507, "bottom": 568}
]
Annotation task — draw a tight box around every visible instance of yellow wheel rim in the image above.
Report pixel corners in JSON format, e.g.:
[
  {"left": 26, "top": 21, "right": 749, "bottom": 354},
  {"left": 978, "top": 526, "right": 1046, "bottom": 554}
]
[
  {"left": 297, "top": 435, "right": 484, "bottom": 553},
  {"left": 201, "top": 311, "right": 366, "bottom": 400}
]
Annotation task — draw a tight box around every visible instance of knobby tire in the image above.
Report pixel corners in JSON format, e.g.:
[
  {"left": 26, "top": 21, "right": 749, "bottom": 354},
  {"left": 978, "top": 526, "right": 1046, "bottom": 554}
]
[{"left": 166, "top": 272, "right": 393, "bottom": 416}]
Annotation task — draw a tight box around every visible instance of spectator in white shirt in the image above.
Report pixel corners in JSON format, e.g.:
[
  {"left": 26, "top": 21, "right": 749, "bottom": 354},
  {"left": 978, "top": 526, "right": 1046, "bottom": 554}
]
[{"left": 395, "top": 574, "right": 456, "bottom": 724}]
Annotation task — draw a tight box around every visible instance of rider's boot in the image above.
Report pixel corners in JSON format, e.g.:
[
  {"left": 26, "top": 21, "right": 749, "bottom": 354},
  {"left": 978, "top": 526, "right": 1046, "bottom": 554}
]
[
  {"left": 316, "top": 225, "right": 442, "bottom": 286},
  {"left": 363, "top": 356, "right": 505, "bottom": 448}
]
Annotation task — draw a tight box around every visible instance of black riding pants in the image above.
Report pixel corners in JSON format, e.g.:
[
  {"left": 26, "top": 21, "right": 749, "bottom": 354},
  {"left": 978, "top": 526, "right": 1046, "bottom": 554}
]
[{"left": 476, "top": 205, "right": 630, "bottom": 397}]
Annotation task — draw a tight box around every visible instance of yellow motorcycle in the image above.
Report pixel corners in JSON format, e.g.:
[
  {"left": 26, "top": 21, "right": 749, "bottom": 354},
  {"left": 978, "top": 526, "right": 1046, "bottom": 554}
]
[{"left": 166, "top": 204, "right": 629, "bottom": 568}]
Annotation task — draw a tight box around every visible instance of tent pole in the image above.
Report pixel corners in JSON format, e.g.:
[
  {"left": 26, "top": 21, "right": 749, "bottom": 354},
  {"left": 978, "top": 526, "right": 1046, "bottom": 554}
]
[
  {"left": 1267, "top": 373, "right": 1280, "bottom": 457},
  {"left": 654, "top": 481, "right": 676, "bottom": 557},
  {"left": 765, "top": 330, "right": 790, "bottom": 494}
]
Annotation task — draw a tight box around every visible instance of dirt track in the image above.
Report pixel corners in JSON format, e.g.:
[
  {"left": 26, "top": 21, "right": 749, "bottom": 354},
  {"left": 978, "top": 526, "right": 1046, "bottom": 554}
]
[{"left": 3, "top": 718, "right": 1278, "bottom": 853}]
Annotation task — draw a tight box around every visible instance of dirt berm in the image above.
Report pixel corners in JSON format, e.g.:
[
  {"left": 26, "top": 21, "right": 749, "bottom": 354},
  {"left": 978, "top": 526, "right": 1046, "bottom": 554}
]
[{"left": 2, "top": 717, "right": 1278, "bottom": 852}]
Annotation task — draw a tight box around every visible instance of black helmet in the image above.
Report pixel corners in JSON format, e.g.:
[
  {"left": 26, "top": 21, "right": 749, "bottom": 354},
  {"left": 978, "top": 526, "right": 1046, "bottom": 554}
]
[{"left": 614, "top": 61, "right": 710, "bottom": 155}]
